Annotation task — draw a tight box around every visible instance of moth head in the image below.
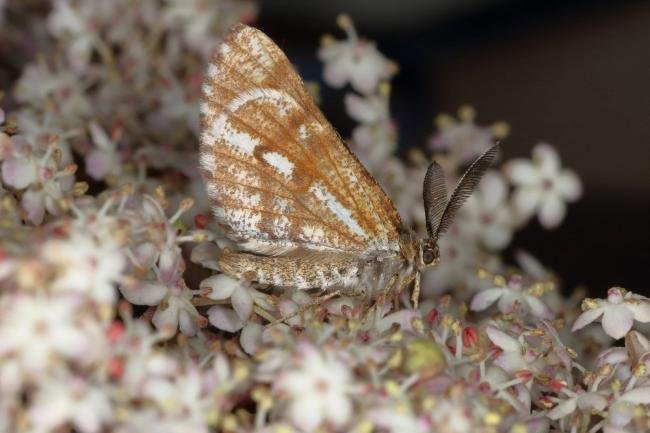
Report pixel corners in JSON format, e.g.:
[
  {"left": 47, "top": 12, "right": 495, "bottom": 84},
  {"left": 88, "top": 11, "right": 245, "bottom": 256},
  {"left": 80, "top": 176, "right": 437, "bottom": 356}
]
[
  {"left": 422, "top": 144, "right": 500, "bottom": 249},
  {"left": 417, "top": 237, "right": 440, "bottom": 270}
]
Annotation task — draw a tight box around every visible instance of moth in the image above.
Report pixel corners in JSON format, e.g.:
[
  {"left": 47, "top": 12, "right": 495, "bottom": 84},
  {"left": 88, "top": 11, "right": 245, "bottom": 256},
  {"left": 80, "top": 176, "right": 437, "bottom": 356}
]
[{"left": 199, "top": 24, "right": 498, "bottom": 308}]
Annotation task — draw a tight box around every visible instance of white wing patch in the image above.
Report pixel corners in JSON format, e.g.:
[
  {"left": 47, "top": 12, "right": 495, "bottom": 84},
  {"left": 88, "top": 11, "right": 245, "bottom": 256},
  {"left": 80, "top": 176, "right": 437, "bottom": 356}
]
[
  {"left": 262, "top": 151, "right": 294, "bottom": 179},
  {"left": 309, "top": 181, "right": 367, "bottom": 238}
]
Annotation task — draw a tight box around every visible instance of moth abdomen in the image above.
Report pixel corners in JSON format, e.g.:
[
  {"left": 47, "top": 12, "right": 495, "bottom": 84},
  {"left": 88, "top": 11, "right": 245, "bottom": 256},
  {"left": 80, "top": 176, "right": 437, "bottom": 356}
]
[{"left": 218, "top": 250, "right": 361, "bottom": 290}]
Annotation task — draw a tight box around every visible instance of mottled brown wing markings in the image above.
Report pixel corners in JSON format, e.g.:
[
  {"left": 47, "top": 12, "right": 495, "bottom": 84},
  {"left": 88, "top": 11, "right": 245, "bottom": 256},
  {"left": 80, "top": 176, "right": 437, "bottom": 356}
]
[
  {"left": 202, "top": 94, "right": 369, "bottom": 248},
  {"left": 204, "top": 87, "right": 374, "bottom": 242},
  {"left": 200, "top": 24, "right": 403, "bottom": 255},
  {"left": 204, "top": 149, "right": 364, "bottom": 247},
  {"left": 219, "top": 31, "right": 401, "bottom": 241}
]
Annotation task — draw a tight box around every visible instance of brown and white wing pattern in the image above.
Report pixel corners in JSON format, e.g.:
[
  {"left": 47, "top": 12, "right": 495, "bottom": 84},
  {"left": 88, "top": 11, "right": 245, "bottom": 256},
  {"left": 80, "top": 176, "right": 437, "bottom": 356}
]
[{"left": 199, "top": 24, "right": 403, "bottom": 256}]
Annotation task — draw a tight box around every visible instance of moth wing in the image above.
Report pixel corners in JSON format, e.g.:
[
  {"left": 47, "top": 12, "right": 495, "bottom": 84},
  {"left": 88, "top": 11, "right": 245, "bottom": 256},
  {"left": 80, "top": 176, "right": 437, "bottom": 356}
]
[{"left": 200, "top": 24, "right": 403, "bottom": 256}]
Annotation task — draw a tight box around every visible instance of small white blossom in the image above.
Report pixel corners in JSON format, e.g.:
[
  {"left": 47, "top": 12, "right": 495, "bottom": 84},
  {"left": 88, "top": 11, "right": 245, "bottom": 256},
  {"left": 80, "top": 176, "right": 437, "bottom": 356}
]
[
  {"left": 41, "top": 230, "right": 125, "bottom": 306},
  {"left": 318, "top": 15, "right": 396, "bottom": 94},
  {"left": 471, "top": 275, "right": 552, "bottom": 319},
  {"left": 274, "top": 342, "right": 353, "bottom": 432},
  {"left": 572, "top": 287, "right": 650, "bottom": 339},
  {"left": 0, "top": 294, "right": 104, "bottom": 376},
  {"left": 505, "top": 143, "right": 582, "bottom": 229},
  {"left": 460, "top": 171, "right": 515, "bottom": 250}
]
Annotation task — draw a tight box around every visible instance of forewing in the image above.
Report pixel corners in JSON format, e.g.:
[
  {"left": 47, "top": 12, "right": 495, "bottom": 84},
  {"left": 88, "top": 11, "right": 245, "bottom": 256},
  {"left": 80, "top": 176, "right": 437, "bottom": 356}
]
[{"left": 200, "top": 24, "right": 402, "bottom": 255}]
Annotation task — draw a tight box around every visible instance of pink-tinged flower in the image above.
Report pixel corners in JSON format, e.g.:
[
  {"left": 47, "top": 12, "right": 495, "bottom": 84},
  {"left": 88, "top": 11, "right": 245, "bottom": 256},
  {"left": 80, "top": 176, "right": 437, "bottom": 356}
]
[
  {"left": 0, "top": 294, "right": 104, "bottom": 376},
  {"left": 429, "top": 106, "right": 506, "bottom": 165},
  {"left": 85, "top": 122, "right": 121, "bottom": 180},
  {"left": 274, "top": 342, "right": 353, "bottom": 432},
  {"left": 318, "top": 14, "right": 396, "bottom": 94},
  {"left": 15, "top": 62, "right": 92, "bottom": 122},
  {"left": 201, "top": 274, "right": 250, "bottom": 320},
  {"left": 547, "top": 388, "right": 607, "bottom": 420},
  {"left": 27, "top": 376, "right": 112, "bottom": 433},
  {"left": 345, "top": 91, "right": 396, "bottom": 165},
  {"left": 47, "top": 0, "right": 95, "bottom": 73},
  {"left": 460, "top": 171, "right": 515, "bottom": 251},
  {"left": 572, "top": 287, "right": 650, "bottom": 339},
  {"left": 471, "top": 275, "right": 552, "bottom": 319},
  {"left": 486, "top": 326, "right": 542, "bottom": 374},
  {"left": 41, "top": 231, "right": 125, "bottom": 306},
  {"left": 1, "top": 135, "right": 75, "bottom": 224},
  {"left": 505, "top": 143, "right": 582, "bottom": 229}
]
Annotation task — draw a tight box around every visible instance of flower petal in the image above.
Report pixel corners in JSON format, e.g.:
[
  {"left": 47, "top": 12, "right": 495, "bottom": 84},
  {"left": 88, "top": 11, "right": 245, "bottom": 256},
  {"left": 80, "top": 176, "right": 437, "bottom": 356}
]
[
  {"left": 547, "top": 397, "right": 577, "bottom": 420},
  {"left": 539, "top": 195, "right": 566, "bottom": 229},
  {"left": 344, "top": 93, "right": 378, "bottom": 123},
  {"left": 625, "top": 301, "right": 650, "bottom": 323},
  {"left": 577, "top": 393, "right": 607, "bottom": 411},
  {"left": 479, "top": 171, "right": 507, "bottom": 209},
  {"left": 534, "top": 143, "right": 560, "bottom": 176},
  {"left": 512, "top": 187, "right": 541, "bottom": 218},
  {"left": 556, "top": 170, "right": 582, "bottom": 201},
  {"left": 119, "top": 281, "right": 168, "bottom": 306},
  {"left": 572, "top": 307, "right": 604, "bottom": 332},
  {"left": 231, "top": 287, "right": 253, "bottom": 320},
  {"left": 200, "top": 274, "right": 240, "bottom": 300},
  {"left": 470, "top": 288, "right": 504, "bottom": 311},
  {"left": 504, "top": 160, "right": 539, "bottom": 186},
  {"left": 207, "top": 306, "right": 244, "bottom": 333},
  {"left": 524, "top": 294, "right": 552, "bottom": 319},
  {"left": 240, "top": 322, "right": 263, "bottom": 355},
  {"left": 486, "top": 326, "right": 520, "bottom": 352},
  {"left": 1, "top": 157, "right": 38, "bottom": 189},
  {"left": 619, "top": 387, "right": 650, "bottom": 404},
  {"left": 288, "top": 395, "right": 322, "bottom": 432},
  {"left": 601, "top": 305, "right": 634, "bottom": 339},
  {"left": 21, "top": 188, "right": 46, "bottom": 225}
]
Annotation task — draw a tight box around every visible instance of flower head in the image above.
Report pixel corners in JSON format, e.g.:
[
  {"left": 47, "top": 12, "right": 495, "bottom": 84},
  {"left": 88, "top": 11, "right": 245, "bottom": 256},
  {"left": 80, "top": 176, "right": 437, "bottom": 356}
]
[
  {"left": 273, "top": 342, "right": 353, "bottom": 432},
  {"left": 572, "top": 287, "right": 650, "bottom": 339},
  {"left": 318, "top": 14, "right": 396, "bottom": 94},
  {"left": 505, "top": 143, "right": 582, "bottom": 229}
]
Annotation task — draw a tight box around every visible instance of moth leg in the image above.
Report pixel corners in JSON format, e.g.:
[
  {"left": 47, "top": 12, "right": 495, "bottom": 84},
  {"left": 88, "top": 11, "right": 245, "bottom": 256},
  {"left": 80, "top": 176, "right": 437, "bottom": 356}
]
[
  {"left": 363, "top": 273, "right": 400, "bottom": 322},
  {"left": 410, "top": 271, "right": 421, "bottom": 309}
]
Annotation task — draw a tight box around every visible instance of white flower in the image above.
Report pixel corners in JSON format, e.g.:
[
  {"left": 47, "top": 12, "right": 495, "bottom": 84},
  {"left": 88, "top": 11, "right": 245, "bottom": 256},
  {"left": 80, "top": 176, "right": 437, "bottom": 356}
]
[
  {"left": 0, "top": 294, "right": 104, "bottom": 376},
  {"left": 547, "top": 388, "right": 607, "bottom": 420},
  {"left": 572, "top": 287, "right": 650, "bottom": 339},
  {"left": 459, "top": 171, "right": 515, "bottom": 250},
  {"left": 47, "top": 0, "right": 96, "bottom": 73},
  {"left": 505, "top": 143, "right": 582, "bottom": 229},
  {"left": 85, "top": 122, "right": 121, "bottom": 180},
  {"left": 429, "top": 106, "right": 505, "bottom": 165},
  {"left": 345, "top": 91, "right": 396, "bottom": 166},
  {"left": 471, "top": 275, "right": 552, "bottom": 319},
  {"left": 318, "top": 15, "right": 396, "bottom": 94},
  {"left": 486, "top": 326, "right": 542, "bottom": 374},
  {"left": 1, "top": 135, "right": 75, "bottom": 224},
  {"left": 201, "top": 274, "right": 252, "bottom": 320},
  {"left": 14, "top": 62, "right": 92, "bottom": 123},
  {"left": 41, "top": 230, "right": 125, "bottom": 306},
  {"left": 27, "top": 376, "right": 112, "bottom": 433},
  {"left": 274, "top": 342, "right": 353, "bottom": 432}
]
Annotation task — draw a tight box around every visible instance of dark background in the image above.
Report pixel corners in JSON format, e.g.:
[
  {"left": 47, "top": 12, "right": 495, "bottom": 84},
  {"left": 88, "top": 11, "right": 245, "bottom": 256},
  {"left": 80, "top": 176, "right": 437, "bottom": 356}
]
[{"left": 257, "top": 0, "right": 650, "bottom": 295}]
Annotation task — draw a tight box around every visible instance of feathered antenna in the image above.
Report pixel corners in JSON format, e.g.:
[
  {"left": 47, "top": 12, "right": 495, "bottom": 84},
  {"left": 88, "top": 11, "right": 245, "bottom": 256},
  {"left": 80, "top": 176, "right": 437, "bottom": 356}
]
[
  {"left": 431, "top": 144, "right": 500, "bottom": 238},
  {"left": 423, "top": 161, "right": 448, "bottom": 238}
]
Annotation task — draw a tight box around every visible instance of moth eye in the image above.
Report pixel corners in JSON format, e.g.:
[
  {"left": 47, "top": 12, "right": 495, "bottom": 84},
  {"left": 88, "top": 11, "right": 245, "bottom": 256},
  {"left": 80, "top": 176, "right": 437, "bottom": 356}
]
[{"left": 422, "top": 248, "right": 435, "bottom": 264}]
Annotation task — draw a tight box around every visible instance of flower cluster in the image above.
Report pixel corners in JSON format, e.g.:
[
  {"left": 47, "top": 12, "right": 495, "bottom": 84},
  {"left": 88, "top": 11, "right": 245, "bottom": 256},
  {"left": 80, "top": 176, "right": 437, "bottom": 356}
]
[{"left": 0, "top": 6, "right": 646, "bottom": 433}]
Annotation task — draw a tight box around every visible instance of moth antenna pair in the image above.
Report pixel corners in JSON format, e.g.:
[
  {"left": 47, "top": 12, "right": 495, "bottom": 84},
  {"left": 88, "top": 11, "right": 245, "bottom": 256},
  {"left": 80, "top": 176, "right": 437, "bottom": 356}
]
[{"left": 423, "top": 144, "right": 500, "bottom": 239}]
